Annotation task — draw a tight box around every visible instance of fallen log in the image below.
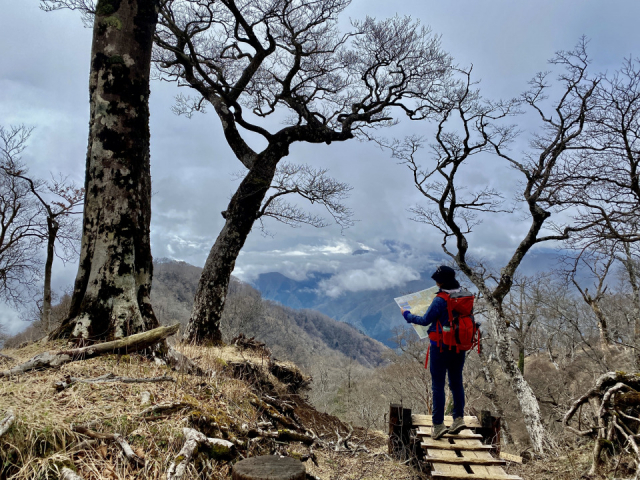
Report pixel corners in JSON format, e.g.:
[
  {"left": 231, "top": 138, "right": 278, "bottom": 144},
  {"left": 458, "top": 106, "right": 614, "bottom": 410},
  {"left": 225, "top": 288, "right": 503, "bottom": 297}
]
[
  {"left": 0, "top": 408, "right": 15, "bottom": 437},
  {"left": 167, "top": 428, "right": 235, "bottom": 480},
  {"left": 55, "top": 373, "right": 175, "bottom": 391},
  {"left": 0, "top": 324, "right": 180, "bottom": 378},
  {"left": 72, "top": 425, "right": 144, "bottom": 466},
  {"left": 240, "top": 423, "right": 315, "bottom": 445}
]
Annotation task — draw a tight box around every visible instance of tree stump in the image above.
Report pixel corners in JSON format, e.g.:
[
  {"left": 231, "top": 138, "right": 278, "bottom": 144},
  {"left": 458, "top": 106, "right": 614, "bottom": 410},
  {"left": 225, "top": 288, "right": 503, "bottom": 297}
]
[{"left": 232, "top": 456, "right": 306, "bottom": 480}]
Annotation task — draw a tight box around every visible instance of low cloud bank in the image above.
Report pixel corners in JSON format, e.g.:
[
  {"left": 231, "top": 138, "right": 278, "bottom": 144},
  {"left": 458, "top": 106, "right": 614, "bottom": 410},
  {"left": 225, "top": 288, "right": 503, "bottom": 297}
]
[{"left": 318, "top": 258, "right": 420, "bottom": 297}]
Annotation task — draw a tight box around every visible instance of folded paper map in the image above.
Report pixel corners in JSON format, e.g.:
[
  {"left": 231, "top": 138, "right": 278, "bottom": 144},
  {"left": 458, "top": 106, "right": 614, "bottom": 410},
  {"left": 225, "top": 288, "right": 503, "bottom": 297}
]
[{"left": 394, "top": 286, "right": 439, "bottom": 339}]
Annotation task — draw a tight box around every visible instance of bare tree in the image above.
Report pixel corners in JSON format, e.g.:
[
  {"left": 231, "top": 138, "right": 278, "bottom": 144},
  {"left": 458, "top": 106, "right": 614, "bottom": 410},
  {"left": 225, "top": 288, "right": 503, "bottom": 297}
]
[
  {"left": 42, "top": 0, "right": 162, "bottom": 342},
  {"left": 388, "top": 42, "right": 598, "bottom": 453},
  {"left": 0, "top": 126, "right": 83, "bottom": 333},
  {"left": 556, "top": 57, "right": 640, "bottom": 365},
  {"left": 559, "top": 58, "right": 640, "bottom": 244},
  {"left": 502, "top": 273, "right": 549, "bottom": 374},
  {"left": 152, "top": 0, "right": 453, "bottom": 344},
  {"left": 535, "top": 279, "right": 612, "bottom": 372},
  {"left": 0, "top": 126, "right": 44, "bottom": 307},
  {"left": 33, "top": 177, "right": 83, "bottom": 333},
  {"left": 560, "top": 244, "right": 619, "bottom": 351}
]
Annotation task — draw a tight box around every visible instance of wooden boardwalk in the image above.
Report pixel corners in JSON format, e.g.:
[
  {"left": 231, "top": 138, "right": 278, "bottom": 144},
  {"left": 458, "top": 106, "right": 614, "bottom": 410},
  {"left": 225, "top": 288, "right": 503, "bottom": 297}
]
[{"left": 412, "top": 415, "right": 523, "bottom": 480}]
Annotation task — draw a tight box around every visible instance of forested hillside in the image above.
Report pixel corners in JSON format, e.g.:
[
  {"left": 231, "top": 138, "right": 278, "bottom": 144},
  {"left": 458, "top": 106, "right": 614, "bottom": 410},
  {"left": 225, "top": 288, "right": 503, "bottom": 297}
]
[{"left": 151, "top": 259, "right": 388, "bottom": 370}]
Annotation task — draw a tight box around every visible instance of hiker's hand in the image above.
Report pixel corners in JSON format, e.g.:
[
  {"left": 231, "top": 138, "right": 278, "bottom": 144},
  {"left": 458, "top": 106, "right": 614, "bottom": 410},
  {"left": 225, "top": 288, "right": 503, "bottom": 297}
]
[{"left": 401, "top": 308, "right": 409, "bottom": 316}]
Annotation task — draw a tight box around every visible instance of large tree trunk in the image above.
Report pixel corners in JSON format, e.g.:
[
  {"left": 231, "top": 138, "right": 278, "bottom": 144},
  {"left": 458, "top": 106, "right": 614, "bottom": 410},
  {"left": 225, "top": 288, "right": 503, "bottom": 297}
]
[
  {"left": 486, "top": 304, "right": 551, "bottom": 454},
  {"left": 477, "top": 347, "right": 514, "bottom": 445},
  {"left": 51, "top": 0, "right": 160, "bottom": 342},
  {"left": 185, "top": 154, "right": 280, "bottom": 344},
  {"left": 41, "top": 218, "right": 58, "bottom": 333}
]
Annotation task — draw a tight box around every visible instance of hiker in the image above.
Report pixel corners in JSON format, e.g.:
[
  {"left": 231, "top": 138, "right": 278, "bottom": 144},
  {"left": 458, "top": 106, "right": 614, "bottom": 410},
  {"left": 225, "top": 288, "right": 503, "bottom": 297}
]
[{"left": 401, "top": 265, "right": 469, "bottom": 440}]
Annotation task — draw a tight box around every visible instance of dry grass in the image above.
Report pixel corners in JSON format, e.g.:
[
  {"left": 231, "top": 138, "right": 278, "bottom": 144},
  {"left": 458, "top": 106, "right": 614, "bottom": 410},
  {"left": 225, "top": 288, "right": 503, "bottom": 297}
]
[
  {"left": 0, "top": 341, "right": 422, "bottom": 480},
  {"left": 506, "top": 444, "right": 639, "bottom": 480},
  {"left": 7, "top": 340, "right": 621, "bottom": 480}
]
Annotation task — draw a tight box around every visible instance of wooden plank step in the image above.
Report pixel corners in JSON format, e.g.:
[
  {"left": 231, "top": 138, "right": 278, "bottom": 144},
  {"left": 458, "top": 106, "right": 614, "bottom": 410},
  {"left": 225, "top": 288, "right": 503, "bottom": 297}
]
[
  {"left": 463, "top": 452, "right": 520, "bottom": 479},
  {"left": 417, "top": 426, "right": 483, "bottom": 439},
  {"left": 412, "top": 415, "right": 480, "bottom": 428},
  {"left": 431, "top": 473, "right": 522, "bottom": 480},
  {"left": 421, "top": 441, "right": 493, "bottom": 451},
  {"left": 429, "top": 449, "right": 471, "bottom": 479},
  {"left": 426, "top": 456, "right": 506, "bottom": 466}
]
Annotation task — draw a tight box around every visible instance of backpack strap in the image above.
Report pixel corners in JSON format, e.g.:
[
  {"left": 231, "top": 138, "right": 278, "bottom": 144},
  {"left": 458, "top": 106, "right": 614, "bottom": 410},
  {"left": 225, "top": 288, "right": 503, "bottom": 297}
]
[
  {"left": 436, "top": 291, "right": 455, "bottom": 326},
  {"left": 424, "top": 344, "right": 430, "bottom": 369}
]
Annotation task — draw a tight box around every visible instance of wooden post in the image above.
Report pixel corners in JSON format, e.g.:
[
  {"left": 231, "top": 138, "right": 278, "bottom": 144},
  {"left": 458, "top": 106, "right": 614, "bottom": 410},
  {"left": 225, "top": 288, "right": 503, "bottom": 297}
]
[
  {"left": 478, "top": 410, "right": 501, "bottom": 455},
  {"left": 232, "top": 456, "right": 305, "bottom": 480},
  {"left": 492, "top": 415, "right": 501, "bottom": 455},
  {"left": 388, "top": 403, "right": 412, "bottom": 459}
]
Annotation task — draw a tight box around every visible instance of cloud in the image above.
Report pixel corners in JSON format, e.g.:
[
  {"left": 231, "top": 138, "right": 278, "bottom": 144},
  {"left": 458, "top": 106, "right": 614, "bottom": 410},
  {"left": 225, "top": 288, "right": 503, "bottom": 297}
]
[
  {"left": 267, "top": 240, "right": 353, "bottom": 257},
  {"left": 0, "top": 304, "right": 28, "bottom": 336},
  {"left": 318, "top": 258, "right": 420, "bottom": 298}
]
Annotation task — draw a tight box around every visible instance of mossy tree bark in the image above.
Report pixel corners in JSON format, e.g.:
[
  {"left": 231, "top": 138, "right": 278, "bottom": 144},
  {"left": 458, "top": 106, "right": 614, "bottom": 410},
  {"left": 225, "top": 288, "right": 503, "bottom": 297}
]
[{"left": 52, "top": 0, "right": 160, "bottom": 342}]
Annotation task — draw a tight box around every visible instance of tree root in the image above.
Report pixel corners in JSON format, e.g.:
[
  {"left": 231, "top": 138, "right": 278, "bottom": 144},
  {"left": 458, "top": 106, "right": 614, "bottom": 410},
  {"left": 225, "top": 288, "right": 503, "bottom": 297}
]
[
  {"left": 55, "top": 373, "right": 175, "bottom": 391},
  {"left": 0, "top": 408, "right": 15, "bottom": 437},
  {"left": 250, "top": 396, "right": 299, "bottom": 430},
  {"left": 167, "top": 428, "right": 235, "bottom": 480},
  {"left": 0, "top": 324, "right": 180, "bottom": 378},
  {"left": 72, "top": 425, "right": 144, "bottom": 466},
  {"left": 564, "top": 371, "right": 640, "bottom": 476}
]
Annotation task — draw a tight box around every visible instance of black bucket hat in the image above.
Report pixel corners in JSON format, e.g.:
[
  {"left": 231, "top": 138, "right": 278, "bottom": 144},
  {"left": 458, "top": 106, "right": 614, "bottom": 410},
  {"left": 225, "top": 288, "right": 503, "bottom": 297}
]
[{"left": 431, "top": 265, "right": 460, "bottom": 290}]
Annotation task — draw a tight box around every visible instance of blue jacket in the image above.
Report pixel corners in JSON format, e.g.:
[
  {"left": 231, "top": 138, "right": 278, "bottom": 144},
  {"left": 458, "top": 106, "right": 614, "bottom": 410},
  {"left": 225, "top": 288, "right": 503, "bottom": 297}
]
[{"left": 403, "top": 291, "right": 451, "bottom": 344}]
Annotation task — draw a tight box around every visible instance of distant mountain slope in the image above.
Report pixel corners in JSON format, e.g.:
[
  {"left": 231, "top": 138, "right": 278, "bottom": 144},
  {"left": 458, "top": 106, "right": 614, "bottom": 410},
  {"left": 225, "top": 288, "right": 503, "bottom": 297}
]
[
  {"left": 150, "top": 259, "right": 388, "bottom": 368},
  {"left": 253, "top": 271, "right": 436, "bottom": 347}
]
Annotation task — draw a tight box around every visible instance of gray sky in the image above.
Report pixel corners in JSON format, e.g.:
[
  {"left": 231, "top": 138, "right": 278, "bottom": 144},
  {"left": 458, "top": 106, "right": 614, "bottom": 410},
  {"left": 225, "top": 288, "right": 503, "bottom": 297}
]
[{"left": 1, "top": 0, "right": 639, "bottom": 333}]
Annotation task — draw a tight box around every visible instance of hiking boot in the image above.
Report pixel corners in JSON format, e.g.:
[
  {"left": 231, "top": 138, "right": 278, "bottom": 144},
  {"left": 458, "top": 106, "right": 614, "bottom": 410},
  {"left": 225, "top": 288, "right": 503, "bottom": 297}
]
[
  {"left": 432, "top": 423, "right": 449, "bottom": 440},
  {"left": 449, "top": 416, "right": 466, "bottom": 435}
]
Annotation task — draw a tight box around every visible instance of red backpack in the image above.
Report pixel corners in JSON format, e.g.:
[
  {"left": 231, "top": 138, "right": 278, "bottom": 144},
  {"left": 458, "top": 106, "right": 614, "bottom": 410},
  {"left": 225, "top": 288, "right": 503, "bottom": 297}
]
[{"left": 425, "top": 289, "right": 481, "bottom": 368}]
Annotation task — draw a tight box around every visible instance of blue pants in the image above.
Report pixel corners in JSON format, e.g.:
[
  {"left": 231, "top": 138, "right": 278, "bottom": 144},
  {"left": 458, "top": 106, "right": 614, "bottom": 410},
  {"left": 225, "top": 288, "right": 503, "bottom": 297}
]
[{"left": 429, "top": 342, "right": 466, "bottom": 425}]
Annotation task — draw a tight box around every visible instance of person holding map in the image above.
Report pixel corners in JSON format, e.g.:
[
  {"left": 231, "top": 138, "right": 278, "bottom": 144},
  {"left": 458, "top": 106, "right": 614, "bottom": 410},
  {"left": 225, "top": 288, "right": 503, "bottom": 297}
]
[{"left": 401, "top": 265, "right": 467, "bottom": 440}]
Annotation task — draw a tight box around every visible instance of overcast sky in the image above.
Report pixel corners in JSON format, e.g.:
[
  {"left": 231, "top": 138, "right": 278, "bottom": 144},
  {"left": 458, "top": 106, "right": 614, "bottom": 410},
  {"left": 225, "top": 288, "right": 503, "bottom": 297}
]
[{"left": 1, "top": 0, "right": 639, "bottom": 333}]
